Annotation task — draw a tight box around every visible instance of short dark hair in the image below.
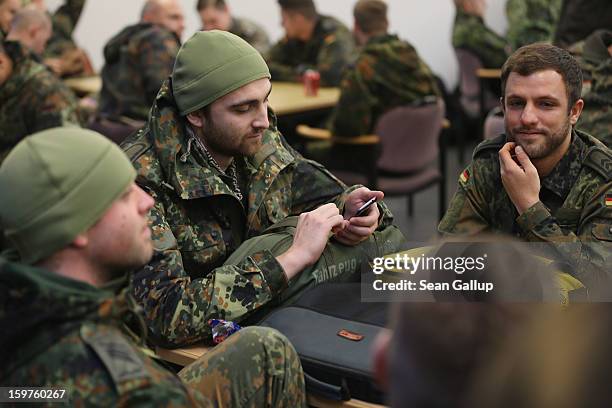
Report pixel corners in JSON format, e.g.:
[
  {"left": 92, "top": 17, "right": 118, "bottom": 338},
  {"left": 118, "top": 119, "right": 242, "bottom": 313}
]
[
  {"left": 196, "top": 0, "right": 225, "bottom": 11},
  {"left": 354, "top": 0, "right": 388, "bottom": 35},
  {"left": 501, "top": 43, "right": 583, "bottom": 112},
  {"left": 278, "top": 0, "right": 317, "bottom": 20}
]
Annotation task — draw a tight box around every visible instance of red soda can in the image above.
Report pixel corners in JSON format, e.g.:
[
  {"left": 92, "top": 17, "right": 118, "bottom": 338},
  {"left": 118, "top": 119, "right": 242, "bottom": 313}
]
[{"left": 303, "top": 69, "right": 320, "bottom": 96}]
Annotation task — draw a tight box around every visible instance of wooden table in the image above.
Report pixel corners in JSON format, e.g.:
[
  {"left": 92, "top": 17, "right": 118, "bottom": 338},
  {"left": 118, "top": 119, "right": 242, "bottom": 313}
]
[
  {"left": 269, "top": 82, "right": 340, "bottom": 116},
  {"left": 62, "top": 78, "right": 339, "bottom": 117},
  {"left": 476, "top": 68, "right": 501, "bottom": 79},
  {"left": 155, "top": 344, "right": 385, "bottom": 408},
  {"left": 64, "top": 75, "right": 101, "bottom": 96}
]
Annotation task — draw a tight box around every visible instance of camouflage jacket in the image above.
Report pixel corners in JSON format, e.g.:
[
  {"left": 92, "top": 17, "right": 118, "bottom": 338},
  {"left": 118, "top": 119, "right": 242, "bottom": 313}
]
[
  {"left": 98, "top": 23, "right": 180, "bottom": 121},
  {"left": 0, "top": 41, "right": 81, "bottom": 164},
  {"left": 576, "top": 30, "right": 612, "bottom": 148},
  {"left": 439, "top": 131, "right": 612, "bottom": 299},
  {"left": 229, "top": 16, "right": 270, "bottom": 54},
  {"left": 0, "top": 259, "right": 210, "bottom": 407},
  {"left": 553, "top": 0, "right": 612, "bottom": 48},
  {"left": 121, "top": 80, "right": 394, "bottom": 346},
  {"left": 45, "top": 0, "right": 86, "bottom": 58},
  {"left": 329, "top": 33, "right": 440, "bottom": 137},
  {"left": 265, "top": 14, "right": 355, "bottom": 86},
  {"left": 452, "top": 8, "right": 509, "bottom": 69},
  {"left": 505, "top": 0, "right": 562, "bottom": 51}
]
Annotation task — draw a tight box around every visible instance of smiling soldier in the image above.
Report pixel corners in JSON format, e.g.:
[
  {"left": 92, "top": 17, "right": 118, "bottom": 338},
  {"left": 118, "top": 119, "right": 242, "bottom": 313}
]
[{"left": 439, "top": 43, "right": 612, "bottom": 299}]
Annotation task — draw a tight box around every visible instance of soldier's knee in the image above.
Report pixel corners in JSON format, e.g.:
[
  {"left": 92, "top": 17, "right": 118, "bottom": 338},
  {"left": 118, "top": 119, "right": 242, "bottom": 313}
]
[
  {"left": 239, "top": 326, "right": 293, "bottom": 349},
  {"left": 238, "top": 326, "right": 300, "bottom": 366}
]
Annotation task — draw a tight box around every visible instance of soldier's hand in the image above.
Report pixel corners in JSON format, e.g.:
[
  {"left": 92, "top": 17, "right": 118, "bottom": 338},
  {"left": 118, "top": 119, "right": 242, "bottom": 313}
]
[
  {"left": 276, "top": 204, "right": 346, "bottom": 280},
  {"left": 44, "top": 58, "right": 64, "bottom": 76},
  {"left": 335, "top": 187, "right": 383, "bottom": 246},
  {"left": 499, "top": 142, "right": 540, "bottom": 215}
]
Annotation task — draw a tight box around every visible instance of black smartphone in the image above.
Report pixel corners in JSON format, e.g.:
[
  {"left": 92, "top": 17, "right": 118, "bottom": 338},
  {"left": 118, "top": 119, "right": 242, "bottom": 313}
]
[{"left": 354, "top": 197, "right": 377, "bottom": 217}]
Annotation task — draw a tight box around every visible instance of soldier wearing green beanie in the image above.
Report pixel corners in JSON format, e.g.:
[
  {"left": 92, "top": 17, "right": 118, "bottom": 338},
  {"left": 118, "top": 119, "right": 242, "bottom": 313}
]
[
  {"left": 0, "top": 127, "right": 307, "bottom": 407},
  {"left": 121, "top": 30, "right": 404, "bottom": 347}
]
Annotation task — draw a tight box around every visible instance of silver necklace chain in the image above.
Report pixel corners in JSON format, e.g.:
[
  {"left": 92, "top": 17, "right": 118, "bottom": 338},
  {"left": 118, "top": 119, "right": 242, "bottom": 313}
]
[{"left": 187, "top": 127, "right": 243, "bottom": 202}]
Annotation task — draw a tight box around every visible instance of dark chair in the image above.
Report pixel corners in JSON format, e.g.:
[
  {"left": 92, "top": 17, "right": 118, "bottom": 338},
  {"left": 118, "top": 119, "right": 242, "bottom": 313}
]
[
  {"left": 88, "top": 115, "right": 145, "bottom": 145},
  {"left": 454, "top": 48, "right": 499, "bottom": 121},
  {"left": 298, "top": 99, "right": 448, "bottom": 220},
  {"left": 483, "top": 106, "right": 505, "bottom": 140}
]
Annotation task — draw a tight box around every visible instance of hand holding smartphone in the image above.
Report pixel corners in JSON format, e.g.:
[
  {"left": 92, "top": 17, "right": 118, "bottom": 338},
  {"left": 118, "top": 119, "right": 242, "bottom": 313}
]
[{"left": 354, "top": 197, "right": 377, "bottom": 218}]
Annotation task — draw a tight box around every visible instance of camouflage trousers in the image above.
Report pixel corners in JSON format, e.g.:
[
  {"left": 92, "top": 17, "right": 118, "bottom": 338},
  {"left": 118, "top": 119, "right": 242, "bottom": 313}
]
[{"left": 178, "top": 326, "right": 307, "bottom": 408}]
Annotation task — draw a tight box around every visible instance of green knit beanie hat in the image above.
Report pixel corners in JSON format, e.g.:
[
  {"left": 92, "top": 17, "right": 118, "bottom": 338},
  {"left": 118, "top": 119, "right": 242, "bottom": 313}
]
[
  {"left": 0, "top": 128, "right": 136, "bottom": 264},
  {"left": 172, "top": 30, "right": 271, "bottom": 115}
]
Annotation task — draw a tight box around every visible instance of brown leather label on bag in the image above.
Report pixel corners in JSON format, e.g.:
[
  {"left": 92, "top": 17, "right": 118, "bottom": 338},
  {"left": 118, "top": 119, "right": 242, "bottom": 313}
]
[{"left": 337, "top": 329, "right": 364, "bottom": 342}]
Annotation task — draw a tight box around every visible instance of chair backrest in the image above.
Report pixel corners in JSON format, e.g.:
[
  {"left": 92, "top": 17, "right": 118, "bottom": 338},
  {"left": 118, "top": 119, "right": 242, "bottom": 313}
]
[
  {"left": 375, "top": 99, "right": 445, "bottom": 174},
  {"left": 455, "top": 48, "right": 502, "bottom": 119},
  {"left": 455, "top": 48, "right": 483, "bottom": 118},
  {"left": 483, "top": 106, "right": 505, "bottom": 140},
  {"left": 88, "top": 116, "right": 142, "bottom": 145}
]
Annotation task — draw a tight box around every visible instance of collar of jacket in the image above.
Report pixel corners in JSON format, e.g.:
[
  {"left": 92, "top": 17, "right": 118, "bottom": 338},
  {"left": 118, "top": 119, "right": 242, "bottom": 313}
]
[
  {"left": 143, "top": 79, "right": 296, "bottom": 201},
  {"left": 583, "top": 29, "right": 612, "bottom": 65},
  {"left": 456, "top": 8, "right": 484, "bottom": 24},
  {"left": 0, "top": 42, "right": 46, "bottom": 98},
  {"left": 0, "top": 259, "right": 144, "bottom": 376},
  {"left": 3, "top": 40, "right": 25, "bottom": 64},
  {"left": 365, "top": 33, "right": 399, "bottom": 47}
]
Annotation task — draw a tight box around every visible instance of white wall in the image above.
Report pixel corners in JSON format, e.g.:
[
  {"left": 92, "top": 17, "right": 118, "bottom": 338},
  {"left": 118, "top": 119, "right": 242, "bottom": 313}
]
[{"left": 46, "top": 0, "right": 508, "bottom": 91}]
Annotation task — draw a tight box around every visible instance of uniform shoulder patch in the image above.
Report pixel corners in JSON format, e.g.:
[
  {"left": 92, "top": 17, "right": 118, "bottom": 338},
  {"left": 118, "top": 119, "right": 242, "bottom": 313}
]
[
  {"left": 472, "top": 134, "right": 506, "bottom": 159},
  {"left": 583, "top": 146, "right": 612, "bottom": 181},
  {"left": 605, "top": 193, "right": 612, "bottom": 208},
  {"left": 81, "top": 324, "right": 150, "bottom": 388},
  {"left": 459, "top": 168, "right": 470, "bottom": 184},
  {"left": 122, "top": 141, "right": 151, "bottom": 163}
]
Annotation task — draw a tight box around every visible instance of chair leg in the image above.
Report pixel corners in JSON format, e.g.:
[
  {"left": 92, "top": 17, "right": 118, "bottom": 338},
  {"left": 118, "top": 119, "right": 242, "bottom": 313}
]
[{"left": 407, "top": 194, "right": 414, "bottom": 217}]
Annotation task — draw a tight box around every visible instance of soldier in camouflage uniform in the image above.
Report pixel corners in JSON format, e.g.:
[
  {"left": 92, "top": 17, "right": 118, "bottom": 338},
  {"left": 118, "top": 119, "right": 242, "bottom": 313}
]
[
  {"left": 453, "top": 0, "right": 509, "bottom": 69},
  {"left": 45, "top": 0, "right": 90, "bottom": 77},
  {"left": 97, "top": 0, "right": 183, "bottom": 123},
  {"left": 45, "top": 0, "right": 85, "bottom": 58},
  {"left": 0, "top": 41, "right": 81, "bottom": 164},
  {"left": 265, "top": 0, "right": 355, "bottom": 86},
  {"left": 196, "top": 0, "right": 270, "bottom": 54},
  {"left": 22, "top": 0, "right": 88, "bottom": 76},
  {"left": 5, "top": 7, "right": 52, "bottom": 56},
  {"left": 439, "top": 44, "right": 612, "bottom": 300},
  {"left": 121, "top": 31, "right": 397, "bottom": 347},
  {"left": 0, "top": 128, "right": 307, "bottom": 407},
  {"left": 553, "top": 0, "right": 612, "bottom": 49},
  {"left": 576, "top": 29, "right": 611, "bottom": 148},
  {"left": 0, "top": 0, "right": 20, "bottom": 40},
  {"left": 505, "top": 0, "right": 562, "bottom": 51},
  {"left": 330, "top": 0, "right": 440, "bottom": 138}
]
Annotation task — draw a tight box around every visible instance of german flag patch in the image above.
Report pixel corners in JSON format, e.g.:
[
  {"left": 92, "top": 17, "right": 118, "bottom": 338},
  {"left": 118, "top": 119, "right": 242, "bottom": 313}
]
[
  {"left": 606, "top": 193, "right": 612, "bottom": 207},
  {"left": 459, "top": 169, "right": 470, "bottom": 184}
]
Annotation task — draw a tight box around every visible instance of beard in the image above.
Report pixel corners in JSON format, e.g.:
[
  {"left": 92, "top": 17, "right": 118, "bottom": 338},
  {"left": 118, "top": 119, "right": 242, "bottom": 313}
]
[
  {"left": 202, "top": 117, "right": 263, "bottom": 159},
  {"left": 506, "top": 116, "right": 571, "bottom": 160}
]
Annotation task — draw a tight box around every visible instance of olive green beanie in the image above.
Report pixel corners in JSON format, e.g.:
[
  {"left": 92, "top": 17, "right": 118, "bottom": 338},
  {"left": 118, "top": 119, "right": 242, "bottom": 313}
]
[
  {"left": 172, "top": 30, "right": 271, "bottom": 115},
  {"left": 0, "top": 128, "right": 136, "bottom": 264}
]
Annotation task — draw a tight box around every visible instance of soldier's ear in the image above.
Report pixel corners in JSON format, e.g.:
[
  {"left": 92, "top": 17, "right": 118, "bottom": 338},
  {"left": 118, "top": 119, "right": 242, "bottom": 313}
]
[
  {"left": 71, "top": 233, "right": 89, "bottom": 249},
  {"left": 186, "top": 111, "right": 205, "bottom": 128},
  {"left": 569, "top": 98, "right": 584, "bottom": 125}
]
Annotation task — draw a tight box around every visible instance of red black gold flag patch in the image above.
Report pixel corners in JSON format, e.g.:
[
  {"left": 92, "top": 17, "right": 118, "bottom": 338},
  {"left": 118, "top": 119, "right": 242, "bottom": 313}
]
[
  {"left": 459, "top": 169, "right": 470, "bottom": 184},
  {"left": 606, "top": 194, "right": 612, "bottom": 207}
]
